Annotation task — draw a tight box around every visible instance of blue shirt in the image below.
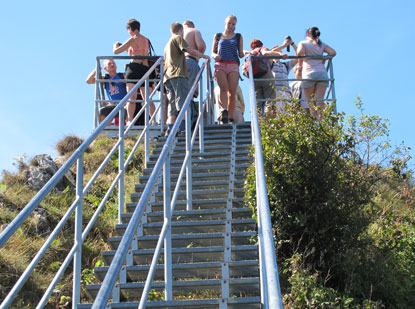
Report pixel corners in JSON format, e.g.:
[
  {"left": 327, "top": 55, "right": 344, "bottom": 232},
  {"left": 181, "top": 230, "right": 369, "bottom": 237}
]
[{"left": 104, "top": 73, "right": 127, "bottom": 102}]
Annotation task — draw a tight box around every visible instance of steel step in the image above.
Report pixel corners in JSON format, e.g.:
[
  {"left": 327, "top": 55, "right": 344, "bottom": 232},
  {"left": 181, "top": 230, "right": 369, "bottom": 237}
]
[
  {"left": 109, "top": 231, "right": 257, "bottom": 250},
  {"left": 149, "top": 150, "right": 250, "bottom": 161},
  {"left": 79, "top": 297, "right": 261, "bottom": 309},
  {"left": 102, "top": 245, "right": 258, "bottom": 265},
  {"left": 134, "top": 179, "right": 245, "bottom": 193},
  {"left": 131, "top": 188, "right": 245, "bottom": 203},
  {"left": 85, "top": 277, "right": 260, "bottom": 302},
  {"left": 94, "top": 260, "right": 259, "bottom": 282},
  {"left": 114, "top": 218, "right": 256, "bottom": 236},
  {"left": 121, "top": 207, "right": 253, "bottom": 224},
  {"left": 126, "top": 197, "right": 246, "bottom": 213}
]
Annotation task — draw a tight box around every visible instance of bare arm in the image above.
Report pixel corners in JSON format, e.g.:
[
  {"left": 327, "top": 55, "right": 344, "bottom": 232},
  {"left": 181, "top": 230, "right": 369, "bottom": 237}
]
[
  {"left": 86, "top": 69, "right": 98, "bottom": 84},
  {"left": 184, "top": 47, "right": 210, "bottom": 60},
  {"left": 113, "top": 37, "right": 133, "bottom": 54},
  {"left": 324, "top": 44, "right": 336, "bottom": 57},
  {"left": 238, "top": 35, "right": 244, "bottom": 58},
  {"left": 194, "top": 30, "right": 206, "bottom": 54},
  {"left": 211, "top": 35, "right": 221, "bottom": 61}
]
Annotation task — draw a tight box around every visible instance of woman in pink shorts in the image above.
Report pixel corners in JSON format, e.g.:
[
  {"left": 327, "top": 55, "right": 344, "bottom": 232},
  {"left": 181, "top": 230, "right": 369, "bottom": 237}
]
[{"left": 211, "top": 15, "right": 244, "bottom": 123}]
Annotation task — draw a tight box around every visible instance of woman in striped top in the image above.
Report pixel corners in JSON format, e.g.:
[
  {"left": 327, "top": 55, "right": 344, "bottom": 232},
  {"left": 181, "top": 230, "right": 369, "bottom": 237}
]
[{"left": 211, "top": 15, "right": 244, "bottom": 123}]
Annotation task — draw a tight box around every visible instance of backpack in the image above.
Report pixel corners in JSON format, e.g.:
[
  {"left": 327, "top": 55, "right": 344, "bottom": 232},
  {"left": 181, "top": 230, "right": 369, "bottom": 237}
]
[
  {"left": 242, "top": 47, "right": 271, "bottom": 78},
  {"left": 214, "top": 33, "right": 242, "bottom": 64}
]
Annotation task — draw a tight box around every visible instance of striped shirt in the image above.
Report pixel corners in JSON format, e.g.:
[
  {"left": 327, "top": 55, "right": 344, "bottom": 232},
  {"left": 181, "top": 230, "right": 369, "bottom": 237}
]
[{"left": 217, "top": 35, "right": 239, "bottom": 63}]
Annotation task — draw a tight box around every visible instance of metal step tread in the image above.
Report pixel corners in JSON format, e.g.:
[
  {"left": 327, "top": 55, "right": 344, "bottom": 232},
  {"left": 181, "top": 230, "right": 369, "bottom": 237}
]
[
  {"left": 109, "top": 231, "right": 257, "bottom": 248},
  {"left": 102, "top": 245, "right": 258, "bottom": 264},
  {"left": 126, "top": 197, "right": 245, "bottom": 209},
  {"left": 118, "top": 218, "right": 255, "bottom": 228},
  {"left": 94, "top": 260, "right": 259, "bottom": 281},
  {"left": 124, "top": 207, "right": 252, "bottom": 220},
  {"left": 149, "top": 150, "right": 250, "bottom": 160},
  {"left": 79, "top": 297, "right": 261, "bottom": 308}
]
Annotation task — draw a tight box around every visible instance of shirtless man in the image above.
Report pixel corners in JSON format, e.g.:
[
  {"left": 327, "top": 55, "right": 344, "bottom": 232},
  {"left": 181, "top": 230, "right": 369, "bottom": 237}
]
[
  {"left": 113, "top": 19, "right": 155, "bottom": 125},
  {"left": 183, "top": 20, "right": 206, "bottom": 92}
]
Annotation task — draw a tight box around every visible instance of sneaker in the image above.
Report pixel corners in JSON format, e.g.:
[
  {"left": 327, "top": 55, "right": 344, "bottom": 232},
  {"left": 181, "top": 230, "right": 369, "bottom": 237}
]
[
  {"left": 164, "top": 128, "right": 171, "bottom": 137},
  {"left": 177, "top": 130, "right": 186, "bottom": 137},
  {"left": 229, "top": 118, "right": 235, "bottom": 124},
  {"left": 126, "top": 120, "right": 133, "bottom": 127},
  {"left": 221, "top": 110, "right": 228, "bottom": 124}
]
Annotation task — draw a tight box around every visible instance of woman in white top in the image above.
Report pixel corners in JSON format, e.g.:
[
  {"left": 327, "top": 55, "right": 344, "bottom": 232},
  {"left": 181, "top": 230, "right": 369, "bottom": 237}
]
[{"left": 297, "top": 26, "right": 336, "bottom": 120}]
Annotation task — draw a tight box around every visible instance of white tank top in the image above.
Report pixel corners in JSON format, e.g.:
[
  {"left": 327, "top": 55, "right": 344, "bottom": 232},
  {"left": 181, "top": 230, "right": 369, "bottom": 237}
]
[{"left": 300, "top": 39, "right": 327, "bottom": 76}]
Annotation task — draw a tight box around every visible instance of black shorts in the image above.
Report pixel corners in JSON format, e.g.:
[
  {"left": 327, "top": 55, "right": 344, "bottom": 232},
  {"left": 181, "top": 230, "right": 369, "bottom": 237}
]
[
  {"left": 99, "top": 103, "right": 145, "bottom": 125},
  {"left": 125, "top": 62, "right": 155, "bottom": 87}
]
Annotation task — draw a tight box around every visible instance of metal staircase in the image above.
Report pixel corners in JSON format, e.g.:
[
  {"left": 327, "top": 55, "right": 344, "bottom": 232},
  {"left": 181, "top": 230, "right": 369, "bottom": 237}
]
[
  {"left": 79, "top": 123, "right": 260, "bottom": 308},
  {"left": 0, "top": 54, "right": 285, "bottom": 308}
]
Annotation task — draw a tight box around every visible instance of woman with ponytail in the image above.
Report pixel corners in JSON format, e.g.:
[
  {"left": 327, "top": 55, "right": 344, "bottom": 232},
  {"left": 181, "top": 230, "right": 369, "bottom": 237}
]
[{"left": 297, "top": 26, "right": 336, "bottom": 120}]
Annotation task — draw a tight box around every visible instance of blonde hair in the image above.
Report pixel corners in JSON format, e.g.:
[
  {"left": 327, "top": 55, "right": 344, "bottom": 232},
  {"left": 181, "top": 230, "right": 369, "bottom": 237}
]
[{"left": 226, "top": 15, "right": 237, "bottom": 22}]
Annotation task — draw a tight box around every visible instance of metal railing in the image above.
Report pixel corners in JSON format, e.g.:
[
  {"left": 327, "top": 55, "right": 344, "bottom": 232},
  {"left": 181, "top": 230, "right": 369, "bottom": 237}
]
[
  {"left": 247, "top": 54, "right": 286, "bottom": 309},
  {"left": 91, "top": 58, "right": 214, "bottom": 308},
  {"left": 253, "top": 55, "right": 336, "bottom": 113},
  {"left": 0, "top": 56, "right": 164, "bottom": 308}
]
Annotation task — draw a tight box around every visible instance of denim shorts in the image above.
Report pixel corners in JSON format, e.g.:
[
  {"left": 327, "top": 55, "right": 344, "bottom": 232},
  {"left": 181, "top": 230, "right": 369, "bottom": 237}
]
[{"left": 303, "top": 71, "right": 329, "bottom": 88}]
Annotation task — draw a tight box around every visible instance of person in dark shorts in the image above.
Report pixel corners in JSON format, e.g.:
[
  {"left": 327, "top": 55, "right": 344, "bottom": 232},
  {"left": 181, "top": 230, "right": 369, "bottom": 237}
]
[{"left": 113, "top": 19, "right": 156, "bottom": 125}]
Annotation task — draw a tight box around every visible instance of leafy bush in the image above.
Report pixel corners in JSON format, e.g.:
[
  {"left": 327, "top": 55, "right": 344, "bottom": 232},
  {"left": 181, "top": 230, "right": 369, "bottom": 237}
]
[
  {"left": 245, "top": 99, "right": 415, "bottom": 307},
  {"left": 246, "top": 103, "right": 371, "bottom": 272}
]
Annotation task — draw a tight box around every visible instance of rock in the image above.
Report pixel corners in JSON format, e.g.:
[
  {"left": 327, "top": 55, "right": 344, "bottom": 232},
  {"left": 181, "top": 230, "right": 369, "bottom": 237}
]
[
  {"left": 24, "top": 154, "right": 75, "bottom": 191},
  {"left": 24, "top": 165, "right": 51, "bottom": 191},
  {"left": 33, "top": 207, "right": 51, "bottom": 235}
]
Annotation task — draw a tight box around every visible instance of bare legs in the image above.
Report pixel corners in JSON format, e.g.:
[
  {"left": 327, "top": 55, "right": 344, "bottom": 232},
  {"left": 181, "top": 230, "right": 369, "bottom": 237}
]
[
  {"left": 126, "top": 83, "right": 156, "bottom": 124},
  {"left": 215, "top": 70, "right": 240, "bottom": 119},
  {"left": 304, "top": 84, "right": 327, "bottom": 121},
  {"left": 126, "top": 83, "right": 137, "bottom": 122}
]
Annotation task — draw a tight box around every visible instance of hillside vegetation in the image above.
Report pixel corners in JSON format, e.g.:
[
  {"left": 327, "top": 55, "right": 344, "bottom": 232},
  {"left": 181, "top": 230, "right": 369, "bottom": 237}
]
[
  {"left": 0, "top": 136, "right": 144, "bottom": 308},
  {"left": 245, "top": 98, "right": 415, "bottom": 308},
  {"left": 1, "top": 98, "right": 414, "bottom": 308}
]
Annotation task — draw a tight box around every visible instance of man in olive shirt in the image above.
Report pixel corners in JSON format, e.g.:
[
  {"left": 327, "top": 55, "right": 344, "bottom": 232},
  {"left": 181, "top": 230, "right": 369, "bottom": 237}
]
[{"left": 164, "top": 22, "right": 209, "bottom": 135}]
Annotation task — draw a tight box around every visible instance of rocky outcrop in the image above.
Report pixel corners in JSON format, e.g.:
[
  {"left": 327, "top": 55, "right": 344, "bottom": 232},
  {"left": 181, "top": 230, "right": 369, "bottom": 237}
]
[{"left": 23, "top": 154, "right": 75, "bottom": 191}]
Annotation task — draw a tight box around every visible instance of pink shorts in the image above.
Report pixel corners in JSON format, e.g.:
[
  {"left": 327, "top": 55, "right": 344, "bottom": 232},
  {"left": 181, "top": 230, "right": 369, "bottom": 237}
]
[{"left": 214, "top": 62, "right": 239, "bottom": 75}]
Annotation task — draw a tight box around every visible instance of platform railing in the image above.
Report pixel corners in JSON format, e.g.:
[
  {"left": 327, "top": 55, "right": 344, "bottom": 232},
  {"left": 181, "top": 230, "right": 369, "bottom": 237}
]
[
  {"left": 91, "top": 58, "right": 213, "bottom": 308},
  {"left": 253, "top": 55, "right": 336, "bottom": 113},
  {"left": 0, "top": 56, "right": 163, "bottom": 308}
]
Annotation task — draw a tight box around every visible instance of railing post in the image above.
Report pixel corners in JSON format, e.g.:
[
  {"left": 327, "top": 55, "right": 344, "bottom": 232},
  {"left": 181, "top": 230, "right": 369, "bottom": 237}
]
[
  {"left": 73, "top": 154, "right": 84, "bottom": 308},
  {"left": 118, "top": 108, "right": 125, "bottom": 224},
  {"left": 93, "top": 60, "right": 101, "bottom": 130},
  {"left": 329, "top": 59, "right": 337, "bottom": 113},
  {"left": 198, "top": 73, "right": 204, "bottom": 153},
  {"left": 160, "top": 62, "right": 165, "bottom": 133},
  {"left": 163, "top": 152, "right": 172, "bottom": 300},
  {"left": 186, "top": 105, "right": 192, "bottom": 211},
  {"left": 145, "top": 79, "right": 150, "bottom": 168}
]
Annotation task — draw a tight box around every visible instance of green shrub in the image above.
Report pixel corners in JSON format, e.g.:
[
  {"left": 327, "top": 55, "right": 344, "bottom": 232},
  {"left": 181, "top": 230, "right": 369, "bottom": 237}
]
[{"left": 246, "top": 103, "right": 371, "bottom": 273}]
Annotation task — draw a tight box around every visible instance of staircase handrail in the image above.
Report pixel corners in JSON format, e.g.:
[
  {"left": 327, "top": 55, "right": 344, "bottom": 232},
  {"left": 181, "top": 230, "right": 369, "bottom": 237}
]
[
  {"left": 247, "top": 55, "right": 284, "bottom": 309},
  {"left": 0, "top": 57, "right": 163, "bottom": 308},
  {"left": 92, "top": 59, "right": 212, "bottom": 308}
]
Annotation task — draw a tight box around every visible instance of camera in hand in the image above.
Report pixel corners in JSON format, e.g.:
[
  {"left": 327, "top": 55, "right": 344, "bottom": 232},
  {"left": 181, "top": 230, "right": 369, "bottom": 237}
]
[{"left": 286, "top": 36, "right": 292, "bottom": 52}]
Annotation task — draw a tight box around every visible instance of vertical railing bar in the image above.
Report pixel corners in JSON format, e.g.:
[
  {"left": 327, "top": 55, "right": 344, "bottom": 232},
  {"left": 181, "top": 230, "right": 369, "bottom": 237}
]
[
  {"left": 329, "top": 59, "right": 337, "bottom": 113},
  {"left": 160, "top": 61, "right": 165, "bottom": 133},
  {"left": 198, "top": 74, "right": 204, "bottom": 153},
  {"left": 72, "top": 155, "right": 84, "bottom": 308},
  {"left": 186, "top": 106, "right": 192, "bottom": 211},
  {"left": 145, "top": 79, "right": 150, "bottom": 168},
  {"left": 163, "top": 152, "right": 172, "bottom": 300},
  {"left": 118, "top": 109, "right": 125, "bottom": 223}
]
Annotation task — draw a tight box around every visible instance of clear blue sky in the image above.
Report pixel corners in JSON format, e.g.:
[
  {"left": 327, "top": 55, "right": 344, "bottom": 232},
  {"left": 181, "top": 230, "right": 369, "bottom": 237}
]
[{"left": 1, "top": 0, "right": 414, "bottom": 173}]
